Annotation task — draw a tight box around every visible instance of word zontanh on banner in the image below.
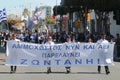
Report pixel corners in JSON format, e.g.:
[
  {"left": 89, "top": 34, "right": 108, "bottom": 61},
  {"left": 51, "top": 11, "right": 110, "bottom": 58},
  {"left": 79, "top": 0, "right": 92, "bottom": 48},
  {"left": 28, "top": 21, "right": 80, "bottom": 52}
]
[{"left": 5, "top": 41, "right": 115, "bottom": 67}]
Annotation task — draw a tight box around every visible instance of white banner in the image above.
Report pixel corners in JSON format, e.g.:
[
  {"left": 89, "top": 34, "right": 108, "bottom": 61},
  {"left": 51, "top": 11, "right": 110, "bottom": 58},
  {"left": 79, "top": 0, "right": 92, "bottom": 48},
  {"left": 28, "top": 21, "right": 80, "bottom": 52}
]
[{"left": 5, "top": 41, "right": 115, "bottom": 67}]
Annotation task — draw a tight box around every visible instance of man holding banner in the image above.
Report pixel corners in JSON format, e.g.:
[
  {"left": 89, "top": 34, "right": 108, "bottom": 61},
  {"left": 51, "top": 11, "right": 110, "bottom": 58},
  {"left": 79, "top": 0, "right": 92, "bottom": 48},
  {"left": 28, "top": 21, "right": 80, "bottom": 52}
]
[
  {"left": 97, "top": 33, "right": 111, "bottom": 75},
  {"left": 8, "top": 33, "right": 20, "bottom": 74},
  {"left": 65, "top": 35, "right": 72, "bottom": 74},
  {"left": 45, "top": 36, "right": 55, "bottom": 74}
]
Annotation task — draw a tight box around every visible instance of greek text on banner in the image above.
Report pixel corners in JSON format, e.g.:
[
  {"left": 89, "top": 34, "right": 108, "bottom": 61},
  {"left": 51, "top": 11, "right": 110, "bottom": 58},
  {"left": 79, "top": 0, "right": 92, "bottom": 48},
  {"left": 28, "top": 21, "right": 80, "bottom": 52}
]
[{"left": 5, "top": 41, "right": 115, "bottom": 67}]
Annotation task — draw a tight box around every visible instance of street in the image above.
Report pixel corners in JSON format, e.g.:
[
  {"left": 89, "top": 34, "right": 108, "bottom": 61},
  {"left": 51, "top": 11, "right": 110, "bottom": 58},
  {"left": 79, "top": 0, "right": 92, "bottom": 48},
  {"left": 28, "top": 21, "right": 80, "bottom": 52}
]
[{"left": 0, "top": 51, "right": 120, "bottom": 80}]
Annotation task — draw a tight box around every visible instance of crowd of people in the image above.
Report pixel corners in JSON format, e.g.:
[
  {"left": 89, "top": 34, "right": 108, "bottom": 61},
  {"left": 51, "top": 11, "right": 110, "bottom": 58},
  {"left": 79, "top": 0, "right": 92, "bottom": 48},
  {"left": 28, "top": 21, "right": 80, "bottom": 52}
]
[
  {"left": 0, "top": 30, "right": 117, "bottom": 45},
  {"left": 0, "top": 30, "right": 120, "bottom": 74}
]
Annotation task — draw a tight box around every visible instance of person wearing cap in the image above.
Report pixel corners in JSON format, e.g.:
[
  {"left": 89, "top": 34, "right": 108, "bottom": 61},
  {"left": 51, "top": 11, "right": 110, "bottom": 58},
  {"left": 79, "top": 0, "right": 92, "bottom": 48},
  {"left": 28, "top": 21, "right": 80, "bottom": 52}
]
[{"left": 97, "top": 33, "right": 110, "bottom": 75}]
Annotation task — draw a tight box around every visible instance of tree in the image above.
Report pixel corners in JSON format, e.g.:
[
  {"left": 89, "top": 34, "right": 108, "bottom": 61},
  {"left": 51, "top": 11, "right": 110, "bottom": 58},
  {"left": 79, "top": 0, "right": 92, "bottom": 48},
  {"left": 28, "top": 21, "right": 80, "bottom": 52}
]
[
  {"left": 46, "top": 17, "right": 56, "bottom": 24},
  {"left": 7, "top": 19, "right": 20, "bottom": 30}
]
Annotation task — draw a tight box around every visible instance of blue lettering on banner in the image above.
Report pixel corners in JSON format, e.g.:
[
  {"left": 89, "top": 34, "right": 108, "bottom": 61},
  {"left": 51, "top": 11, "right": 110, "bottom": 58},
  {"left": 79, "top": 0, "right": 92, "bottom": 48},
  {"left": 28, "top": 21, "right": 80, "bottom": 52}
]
[
  {"left": 34, "top": 45, "right": 39, "bottom": 50},
  {"left": 31, "top": 60, "right": 40, "bottom": 65},
  {"left": 86, "top": 59, "right": 93, "bottom": 64},
  {"left": 20, "top": 59, "right": 27, "bottom": 65},
  {"left": 57, "top": 45, "right": 62, "bottom": 50},
  {"left": 42, "top": 52, "right": 81, "bottom": 58},
  {"left": 12, "top": 44, "right": 22, "bottom": 48},
  {"left": 55, "top": 59, "right": 61, "bottom": 65},
  {"left": 44, "top": 60, "right": 51, "bottom": 65},
  {"left": 20, "top": 58, "right": 101, "bottom": 66},
  {"left": 12, "top": 43, "right": 62, "bottom": 51},
  {"left": 98, "top": 45, "right": 109, "bottom": 49},
  {"left": 12, "top": 43, "right": 109, "bottom": 50},
  {"left": 66, "top": 44, "right": 80, "bottom": 50},
  {"left": 64, "top": 59, "right": 71, "bottom": 65},
  {"left": 23, "top": 44, "right": 29, "bottom": 49},
  {"left": 38, "top": 46, "right": 44, "bottom": 50},
  {"left": 49, "top": 45, "right": 62, "bottom": 50},
  {"left": 29, "top": 45, "right": 34, "bottom": 49},
  {"left": 12, "top": 44, "right": 16, "bottom": 48},
  {"left": 83, "top": 45, "right": 94, "bottom": 49},
  {"left": 75, "top": 59, "right": 82, "bottom": 64}
]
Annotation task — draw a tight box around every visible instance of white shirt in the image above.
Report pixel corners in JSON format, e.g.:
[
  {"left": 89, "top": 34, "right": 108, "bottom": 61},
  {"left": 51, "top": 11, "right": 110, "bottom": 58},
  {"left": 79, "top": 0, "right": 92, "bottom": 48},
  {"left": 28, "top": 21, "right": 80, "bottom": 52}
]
[
  {"left": 97, "top": 39, "right": 110, "bottom": 65},
  {"left": 45, "top": 41, "right": 54, "bottom": 45},
  {"left": 97, "top": 39, "right": 109, "bottom": 44}
]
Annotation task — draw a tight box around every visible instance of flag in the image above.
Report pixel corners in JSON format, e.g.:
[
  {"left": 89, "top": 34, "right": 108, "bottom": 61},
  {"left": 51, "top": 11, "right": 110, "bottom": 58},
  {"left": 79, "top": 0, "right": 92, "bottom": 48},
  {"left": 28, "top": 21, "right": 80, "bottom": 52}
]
[
  {"left": 39, "top": 9, "right": 46, "bottom": 20},
  {"left": 27, "top": 16, "right": 34, "bottom": 29},
  {"left": 35, "top": 9, "right": 46, "bottom": 20},
  {"left": 32, "top": 15, "right": 38, "bottom": 24},
  {"left": 0, "top": 8, "right": 7, "bottom": 23},
  {"left": 33, "top": 9, "right": 46, "bottom": 24}
]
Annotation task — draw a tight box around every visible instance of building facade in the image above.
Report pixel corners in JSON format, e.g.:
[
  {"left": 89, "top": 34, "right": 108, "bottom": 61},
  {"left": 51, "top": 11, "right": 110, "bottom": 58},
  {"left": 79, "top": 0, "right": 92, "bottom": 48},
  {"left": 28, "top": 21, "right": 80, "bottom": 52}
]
[{"left": 38, "top": 6, "right": 52, "bottom": 18}]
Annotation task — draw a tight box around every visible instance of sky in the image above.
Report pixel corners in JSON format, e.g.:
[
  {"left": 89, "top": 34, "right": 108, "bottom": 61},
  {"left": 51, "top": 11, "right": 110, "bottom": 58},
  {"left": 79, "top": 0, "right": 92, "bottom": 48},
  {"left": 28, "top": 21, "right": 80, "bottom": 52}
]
[{"left": 0, "top": 0, "right": 61, "bottom": 15}]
